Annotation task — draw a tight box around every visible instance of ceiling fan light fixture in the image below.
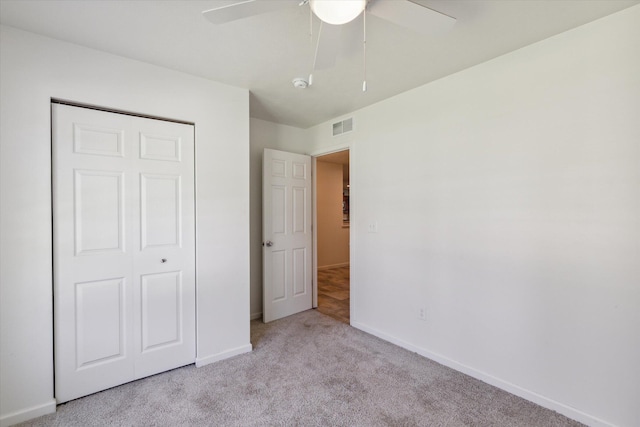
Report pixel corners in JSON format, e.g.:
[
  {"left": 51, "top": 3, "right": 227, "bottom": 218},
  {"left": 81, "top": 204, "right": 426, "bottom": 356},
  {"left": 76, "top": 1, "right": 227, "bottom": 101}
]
[{"left": 310, "top": 0, "right": 366, "bottom": 25}]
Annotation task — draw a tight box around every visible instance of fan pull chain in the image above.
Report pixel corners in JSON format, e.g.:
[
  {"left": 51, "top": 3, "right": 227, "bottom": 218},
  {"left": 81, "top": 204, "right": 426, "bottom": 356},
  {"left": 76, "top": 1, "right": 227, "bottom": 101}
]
[
  {"left": 362, "top": 6, "right": 367, "bottom": 92},
  {"left": 309, "top": 3, "right": 314, "bottom": 86},
  {"left": 311, "top": 21, "right": 325, "bottom": 83}
]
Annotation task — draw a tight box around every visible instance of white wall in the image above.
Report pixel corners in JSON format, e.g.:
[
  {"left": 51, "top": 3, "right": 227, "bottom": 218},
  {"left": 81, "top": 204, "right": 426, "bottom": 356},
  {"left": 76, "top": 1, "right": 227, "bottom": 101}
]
[
  {"left": 0, "top": 26, "right": 251, "bottom": 426},
  {"left": 306, "top": 6, "right": 640, "bottom": 427}
]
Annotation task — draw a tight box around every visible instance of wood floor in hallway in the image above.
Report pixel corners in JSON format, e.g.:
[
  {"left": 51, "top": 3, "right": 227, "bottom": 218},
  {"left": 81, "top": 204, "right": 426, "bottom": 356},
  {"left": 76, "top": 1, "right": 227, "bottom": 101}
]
[{"left": 317, "top": 266, "right": 350, "bottom": 324}]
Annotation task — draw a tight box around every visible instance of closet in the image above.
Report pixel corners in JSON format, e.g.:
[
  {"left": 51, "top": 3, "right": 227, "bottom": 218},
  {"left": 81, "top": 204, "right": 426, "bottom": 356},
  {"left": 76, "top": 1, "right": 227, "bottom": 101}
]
[{"left": 52, "top": 103, "right": 195, "bottom": 402}]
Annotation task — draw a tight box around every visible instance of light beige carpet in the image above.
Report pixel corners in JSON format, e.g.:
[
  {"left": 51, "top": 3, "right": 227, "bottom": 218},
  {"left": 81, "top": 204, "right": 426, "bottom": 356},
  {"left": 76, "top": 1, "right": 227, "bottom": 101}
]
[{"left": 19, "top": 309, "right": 582, "bottom": 426}]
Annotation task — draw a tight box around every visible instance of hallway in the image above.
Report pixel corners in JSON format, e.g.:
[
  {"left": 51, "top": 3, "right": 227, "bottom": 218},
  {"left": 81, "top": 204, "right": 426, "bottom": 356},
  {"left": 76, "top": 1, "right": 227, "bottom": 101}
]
[{"left": 316, "top": 266, "right": 350, "bottom": 324}]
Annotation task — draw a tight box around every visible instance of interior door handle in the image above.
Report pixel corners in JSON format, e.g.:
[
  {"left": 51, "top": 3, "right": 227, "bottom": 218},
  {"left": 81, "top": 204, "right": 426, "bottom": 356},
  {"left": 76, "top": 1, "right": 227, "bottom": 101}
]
[{"left": 264, "top": 241, "right": 273, "bottom": 247}]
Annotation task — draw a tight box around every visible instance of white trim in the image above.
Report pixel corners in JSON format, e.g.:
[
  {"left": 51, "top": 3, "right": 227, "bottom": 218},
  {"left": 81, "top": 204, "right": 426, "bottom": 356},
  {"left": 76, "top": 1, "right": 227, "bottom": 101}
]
[
  {"left": 312, "top": 155, "right": 318, "bottom": 308},
  {"left": 195, "top": 344, "right": 252, "bottom": 367},
  {"left": 250, "top": 311, "right": 263, "bottom": 321},
  {"left": 317, "top": 262, "right": 350, "bottom": 271},
  {"left": 351, "top": 321, "right": 616, "bottom": 427},
  {"left": 0, "top": 399, "right": 56, "bottom": 427},
  {"left": 310, "top": 142, "right": 350, "bottom": 157}
]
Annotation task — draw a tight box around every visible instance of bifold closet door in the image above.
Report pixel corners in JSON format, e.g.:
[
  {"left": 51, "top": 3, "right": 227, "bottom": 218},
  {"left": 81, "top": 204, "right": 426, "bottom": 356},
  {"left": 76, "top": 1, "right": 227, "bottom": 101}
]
[{"left": 53, "top": 104, "right": 195, "bottom": 403}]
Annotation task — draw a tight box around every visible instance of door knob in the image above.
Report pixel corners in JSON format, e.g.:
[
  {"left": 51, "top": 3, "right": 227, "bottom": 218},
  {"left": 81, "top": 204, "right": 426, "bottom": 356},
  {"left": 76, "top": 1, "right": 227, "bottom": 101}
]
[
  {"left": 265, "top": 241, "right": 273, "bottom": 247},
  {"left": 161, "top": 258, "right": 167, "bottom": 263}
]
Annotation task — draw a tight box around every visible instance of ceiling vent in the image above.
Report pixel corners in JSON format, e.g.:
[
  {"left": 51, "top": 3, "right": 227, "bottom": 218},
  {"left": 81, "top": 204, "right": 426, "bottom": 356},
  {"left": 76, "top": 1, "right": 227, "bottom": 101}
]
[{"left": 332, "top": 117, "right": 353, "bottom": 137}]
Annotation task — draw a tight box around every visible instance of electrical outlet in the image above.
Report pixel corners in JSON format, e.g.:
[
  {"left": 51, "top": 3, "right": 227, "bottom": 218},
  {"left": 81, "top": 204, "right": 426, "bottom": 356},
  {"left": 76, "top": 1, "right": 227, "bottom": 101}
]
[
  {"left": 367, "top": 222, "right": 378, "bottom": 233},
  {"left": 418, "top": 307, "right": 427, "bottom": 321}
]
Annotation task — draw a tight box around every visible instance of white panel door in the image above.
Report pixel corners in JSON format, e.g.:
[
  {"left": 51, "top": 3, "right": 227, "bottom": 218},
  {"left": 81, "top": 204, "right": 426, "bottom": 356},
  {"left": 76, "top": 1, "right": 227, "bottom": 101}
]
[
  {"left": 53, "top": 104, "right": 195, "bottom": 403},
  {"left": 263, "top": 149, "right": 312, "bottom": 322},
  {"left": 132, "top": 117, "right": 195, "bottom": 379}
]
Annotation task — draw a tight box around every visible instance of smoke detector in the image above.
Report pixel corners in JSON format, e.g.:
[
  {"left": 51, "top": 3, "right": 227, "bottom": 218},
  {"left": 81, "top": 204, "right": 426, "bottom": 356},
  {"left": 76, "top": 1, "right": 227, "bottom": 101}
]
[{"left": 292, "top": 78, "right": 309, "bottom": 89}]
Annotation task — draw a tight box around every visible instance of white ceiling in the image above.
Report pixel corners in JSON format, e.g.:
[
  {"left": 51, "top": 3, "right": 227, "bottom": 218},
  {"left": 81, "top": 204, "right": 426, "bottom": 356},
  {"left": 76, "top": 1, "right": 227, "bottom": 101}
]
[{"left": 1, "top": 0, "right": 637, "bottom": 128}]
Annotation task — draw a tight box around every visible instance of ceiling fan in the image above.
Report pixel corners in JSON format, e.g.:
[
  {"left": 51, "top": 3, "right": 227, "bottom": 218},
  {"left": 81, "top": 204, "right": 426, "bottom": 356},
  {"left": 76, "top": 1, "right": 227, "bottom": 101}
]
[{"left": 203, "top": 0, "right": 456, "bottom": 90}]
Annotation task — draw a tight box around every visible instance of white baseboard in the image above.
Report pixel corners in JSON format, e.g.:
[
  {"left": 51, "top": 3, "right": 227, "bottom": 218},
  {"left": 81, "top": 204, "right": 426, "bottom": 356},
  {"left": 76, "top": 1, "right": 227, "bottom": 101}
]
[
  {"left": 0, "top": 399, "right": 56, "bottom": 427},
  {"left": 351, "top": 321, "right": 615, "bottom": 427},
  {"left": 250, "top": 311, "right": 262, "bottom": 321},
  {"left": 195, "top": 343, "right": 252, "bottom": 368},
  {"left": 317, "top": 262, "right": 350, "bottom": 271}
]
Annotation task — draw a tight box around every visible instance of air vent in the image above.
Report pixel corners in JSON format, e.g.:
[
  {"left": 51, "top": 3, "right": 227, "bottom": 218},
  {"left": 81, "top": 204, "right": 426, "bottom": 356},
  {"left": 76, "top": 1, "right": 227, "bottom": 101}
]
[{"left": 332, "top": 117, "right": 354, "bottom": 137}]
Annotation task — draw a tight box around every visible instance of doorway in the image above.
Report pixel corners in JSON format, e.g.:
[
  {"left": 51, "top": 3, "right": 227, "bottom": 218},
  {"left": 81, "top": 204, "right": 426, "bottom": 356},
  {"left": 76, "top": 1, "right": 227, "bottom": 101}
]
[{"left": 315, "top": 150, "right": 350, "bottom": 324}]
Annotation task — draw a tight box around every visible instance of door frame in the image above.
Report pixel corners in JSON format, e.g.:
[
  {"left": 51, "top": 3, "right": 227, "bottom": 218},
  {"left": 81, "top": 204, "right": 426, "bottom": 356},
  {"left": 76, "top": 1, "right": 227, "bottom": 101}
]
[{"left": 310, "top": 144, "right": 351, "bottom": 318}]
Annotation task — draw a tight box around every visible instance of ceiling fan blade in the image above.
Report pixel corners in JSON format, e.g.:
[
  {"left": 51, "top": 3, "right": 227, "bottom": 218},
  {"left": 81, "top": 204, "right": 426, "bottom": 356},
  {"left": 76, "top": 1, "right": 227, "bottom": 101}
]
[
  {"left": 313, "top": 22, "right": 342, "bottom": 70},
  {"left": 203, "top": 0, "right": 298, "bottom": 25},
  {"left": 368, "top": 0, "right": 456, "bottom": 36}
]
